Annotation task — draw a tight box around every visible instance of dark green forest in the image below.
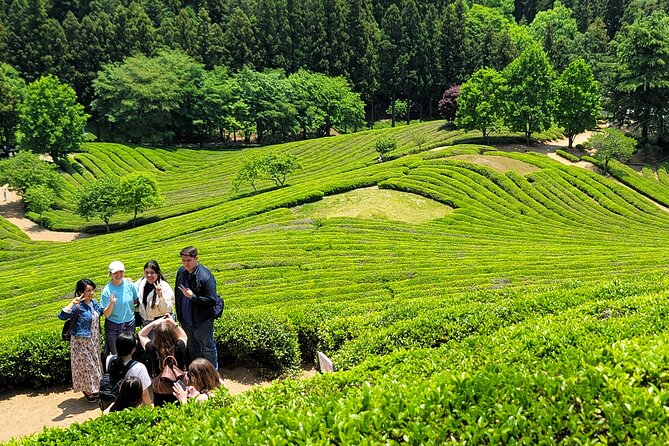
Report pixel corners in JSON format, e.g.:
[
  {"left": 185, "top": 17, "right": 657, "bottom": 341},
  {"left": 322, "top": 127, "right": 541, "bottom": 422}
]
[{"left": 1, "top": 0, "right": 669, "bottom": 144}]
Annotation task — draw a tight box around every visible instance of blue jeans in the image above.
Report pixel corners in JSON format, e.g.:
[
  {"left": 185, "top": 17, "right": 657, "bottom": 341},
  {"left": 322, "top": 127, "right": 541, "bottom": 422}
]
[
  {"left": 183, "top": 318, "right": 218, "bottom": 370},
  {"left": 104, "top": 319, "right": 136, "bottom": 357}
]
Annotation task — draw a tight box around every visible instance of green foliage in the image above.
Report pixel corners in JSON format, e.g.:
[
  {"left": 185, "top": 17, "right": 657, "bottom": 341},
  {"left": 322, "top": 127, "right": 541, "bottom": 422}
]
[
  {"left": 374, "top": 135, "right": 397, "bottom": 162},
  {"left": 0, "top": 331, "right": 70, "bottom": 391},
  {"left": 75, "top": 176, "right": 120, "bottom": 232},
  {"left": 0, "top": 62, "right": 26, "bottom": 145},
  {"left": 0, "top": 150, "right": 62, "bottom": 195},
  {"left": 529, "top": 0, "right": 581, "bottom": 71},
  {"left": 24, "top": 184, "right": 57, "bottom": 216},
  {"left": 233, "top": 157, "right": 262, "bottom": 192},
  {"left": 555, "top": 149, "right": 580, "bottom": 162},
  {"left": 586, "top": 128, "right": 637, "bottom": 173},
  {"left": 288, "top": 69, "right": 366, "bottom": 137},
  {"left": 15, "top": 75, "right": 88, "bottom": 164},
  {"left": 456, "top": 67, "right": 506, "bottom": 143},
  {"left": 216, "top": 311, "right": 300, "bottom": 375},
  {"left": 234, "top": 153, "right": 302, "bottom": 191},
  {"left": 386, "top": 99, "right": 408, "bottom": 120},
  {"left": 554, "top": 58, "right": 600, "bottom": 148},
  {"left": 607, "top": 11, "right": 669, "bottom": 140},
  {"left": 92, "top": 50, "right": 206, "bottom": 144},
  {"left": 503, "top": 45, "right": 556, "bottom": 145},
  {"left": 119, "top": 173, "right": 164, "bottom": 227},
  {"left": 6, "top": 121, "right": 669, "bottom": 443},
  {"left": 261, "top": 153, "right": 302, "bottom": 187}
]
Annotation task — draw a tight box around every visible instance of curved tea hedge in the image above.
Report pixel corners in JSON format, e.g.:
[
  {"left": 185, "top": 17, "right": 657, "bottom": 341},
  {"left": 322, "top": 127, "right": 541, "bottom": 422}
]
[{"left": 5, "top": 124, "right": 669, "bottom": 443}]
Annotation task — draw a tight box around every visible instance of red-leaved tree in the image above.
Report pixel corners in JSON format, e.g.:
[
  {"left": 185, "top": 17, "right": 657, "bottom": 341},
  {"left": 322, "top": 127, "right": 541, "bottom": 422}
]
[{"left": 438, "top": 85, "right": 460, "bottom": 121}]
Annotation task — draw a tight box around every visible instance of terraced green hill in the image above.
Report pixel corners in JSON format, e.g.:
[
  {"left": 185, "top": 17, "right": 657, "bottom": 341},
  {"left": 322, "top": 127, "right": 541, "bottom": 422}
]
[
  {"left": 4, "top": 122, "right": 669, "bottom": 444},
  {"left": 43, "top": 121, "right": 464, "bottom": 231}
]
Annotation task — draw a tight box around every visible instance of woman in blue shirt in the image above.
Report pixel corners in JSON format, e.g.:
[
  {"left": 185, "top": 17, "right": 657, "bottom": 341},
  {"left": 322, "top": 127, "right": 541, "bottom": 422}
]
[
  {"left": 100, "top": 260, "right": 138, "bottom": 356},
  {"left": 58, "top": 278, "right": 104, "bottom": 402}
]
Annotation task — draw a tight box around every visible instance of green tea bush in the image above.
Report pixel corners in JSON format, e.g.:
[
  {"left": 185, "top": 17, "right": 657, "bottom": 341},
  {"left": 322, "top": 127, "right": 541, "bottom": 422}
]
[
  {"left": 215, "top": 310, "right": 301, "bottom": 375},
  {"left": 0, "top": 331, "right": 70, "bottom": 391},
  {"left": 556, "top": 149, "right": 580, "bottom": 162}
]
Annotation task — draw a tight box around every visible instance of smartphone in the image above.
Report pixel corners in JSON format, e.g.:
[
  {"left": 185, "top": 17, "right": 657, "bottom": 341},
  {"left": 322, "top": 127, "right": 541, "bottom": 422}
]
[{"left": 176, "top": 380, "right": 187, "bottom": 391}]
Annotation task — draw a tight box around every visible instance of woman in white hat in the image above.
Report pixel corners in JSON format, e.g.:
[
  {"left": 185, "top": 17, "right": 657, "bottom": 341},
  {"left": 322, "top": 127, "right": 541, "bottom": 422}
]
[{"left": 100, "top": 260, "right": 139, "bottom": 356}]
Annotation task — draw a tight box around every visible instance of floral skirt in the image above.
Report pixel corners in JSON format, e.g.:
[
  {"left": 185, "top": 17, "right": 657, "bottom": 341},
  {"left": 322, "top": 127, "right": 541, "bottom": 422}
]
[{"left": 70, "top": 335, "right": 102, "bottom": 393}]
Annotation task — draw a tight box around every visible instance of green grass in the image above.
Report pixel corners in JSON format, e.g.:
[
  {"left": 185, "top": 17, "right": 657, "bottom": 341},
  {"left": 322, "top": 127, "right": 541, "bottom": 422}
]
[
  {"left": 291, "top": 187, "right": 453, "bottom": 224},
  {"left": 7, "top": 121, "right": 669, "bottom": 443}
]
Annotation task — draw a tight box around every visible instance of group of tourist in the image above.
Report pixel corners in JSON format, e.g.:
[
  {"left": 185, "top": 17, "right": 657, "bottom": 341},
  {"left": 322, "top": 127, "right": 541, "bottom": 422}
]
[{"left": 57, "top": 246, "right": 223, "bottom": 412}]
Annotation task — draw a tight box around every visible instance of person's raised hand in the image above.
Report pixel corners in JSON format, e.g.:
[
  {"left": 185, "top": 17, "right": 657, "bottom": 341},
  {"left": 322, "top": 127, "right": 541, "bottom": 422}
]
[{"left": 178, "top": 284, "right": 193, "bottom": 299}]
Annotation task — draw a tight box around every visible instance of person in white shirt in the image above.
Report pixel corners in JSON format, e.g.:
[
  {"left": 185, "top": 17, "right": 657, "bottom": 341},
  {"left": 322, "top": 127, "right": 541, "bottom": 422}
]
[
  {"left": 105, "top": 332, "right": 152, "bottom": 409},
  {"left": 135, "top": 260, "right": 175, "bottom": 326}
]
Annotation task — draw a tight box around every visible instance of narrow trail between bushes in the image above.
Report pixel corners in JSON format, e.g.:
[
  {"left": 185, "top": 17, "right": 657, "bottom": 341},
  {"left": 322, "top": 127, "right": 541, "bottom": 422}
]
[
  {"left": 0, "top": 366, "right": 316, "bottom": 442},
  {"left": 0, "top": 186, "right": 89, "bottom": 242}
]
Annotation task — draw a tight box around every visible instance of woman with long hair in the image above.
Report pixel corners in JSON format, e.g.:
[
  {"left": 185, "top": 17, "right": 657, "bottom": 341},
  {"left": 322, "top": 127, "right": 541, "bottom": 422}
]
[
  {"left": 138, "top": 314, "right": 187, "bottom": 406},
  {"left": 135, "top": 260, "right": 174, "bottom": 326},
  {"left": 173, "top": 358, "right": 224, "bottom": 403},
  {"left": 103, "top": 376, "right": 143, "bottom": 414},
  {"left": 58, "top": 278, "right": 103, "bottom": 402}
]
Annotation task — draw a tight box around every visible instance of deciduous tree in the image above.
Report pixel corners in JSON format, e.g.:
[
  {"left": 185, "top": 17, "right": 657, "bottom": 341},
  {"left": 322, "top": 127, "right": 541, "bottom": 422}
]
[
  {"left": 503, "top": 45, "right": 555, "bottom": 144},
  {"left": 374, "top": 135, "right": 396, "bottom": 162},
  {"left": 260, "top": 153, "right": 301, "bottom": 187},
  {"left": 456, "top": 68, "right": 506, "bottom": 144},
  {"left": 587, "top": 128, "right": 637, "bottom": 173},
  {"left": 438, "top": 85, "right": 460, "bottom": 122},
  {"left": 0, "top": 63, "right": 25, "bottom": 145},
  {"left": 16, "top": 74, "right": 88, "bottom": 164},
  {"left": 554, "top": 58, "right": 600, "bottom": 149},
  {"left": 0, "top": 150, "right": 62, "bottom": 195},
  {"left": 24, "top": 184, "right": 56, "bottom": 222},
  {"left": 119, "top": 173, "right": 164, "bottom": 227},
  {"left": 76, "top": 176, "right": 120, "bottom": 232}
]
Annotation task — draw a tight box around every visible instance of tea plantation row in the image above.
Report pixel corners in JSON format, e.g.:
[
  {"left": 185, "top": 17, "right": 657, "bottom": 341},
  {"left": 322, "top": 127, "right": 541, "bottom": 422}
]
[
  {"left": 3, "top": 127, "right": 669, "bottom": 442},
  {"left": 2, "top": 148, "right": 669, "bottom": 388},
  {"left": 39, "top": 121, "right": 463, "bottom": 231},
  {"left": 9, "top": 274, "right": 669, "bottom": 444}
]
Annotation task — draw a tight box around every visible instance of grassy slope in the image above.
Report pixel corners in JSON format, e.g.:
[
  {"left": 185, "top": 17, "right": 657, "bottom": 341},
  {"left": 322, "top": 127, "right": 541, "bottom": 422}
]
[{"left": 5, "top": 122, "right": 669, "bottom": 443}]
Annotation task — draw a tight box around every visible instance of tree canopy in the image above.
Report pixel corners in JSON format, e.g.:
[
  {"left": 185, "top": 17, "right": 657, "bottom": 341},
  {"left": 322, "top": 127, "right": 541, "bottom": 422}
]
[
  {"left": 456, "top": 68, "right": 506, "bottom": 143},
  {"left": 503, "top": 45, "right": 556, "bottom": 144},
  {"left": 554, "top": 58, "right": 601, "bottom": 148},
  {"left": 587, "top": 128, "right": 637, "bottom": 173},
  {"left": 15, "top": 74, "right": 88, "bottom": 164}
]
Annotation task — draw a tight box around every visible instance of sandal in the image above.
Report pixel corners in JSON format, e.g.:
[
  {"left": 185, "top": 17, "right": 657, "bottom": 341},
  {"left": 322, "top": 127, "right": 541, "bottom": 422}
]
[{"left": 83, "top": 392, "right": 98, "bottom": 402}]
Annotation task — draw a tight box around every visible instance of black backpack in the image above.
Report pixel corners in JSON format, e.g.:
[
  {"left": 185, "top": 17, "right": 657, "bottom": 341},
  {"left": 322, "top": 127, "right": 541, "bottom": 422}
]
[{"left": 98, "top": 356, "right": 137, "bottom": 411}]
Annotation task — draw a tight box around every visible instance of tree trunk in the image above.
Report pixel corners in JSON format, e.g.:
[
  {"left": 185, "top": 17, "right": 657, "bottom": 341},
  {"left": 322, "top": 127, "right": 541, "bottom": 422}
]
[{"left": 391, "top": 98, "right": 396, "bottom": 128}]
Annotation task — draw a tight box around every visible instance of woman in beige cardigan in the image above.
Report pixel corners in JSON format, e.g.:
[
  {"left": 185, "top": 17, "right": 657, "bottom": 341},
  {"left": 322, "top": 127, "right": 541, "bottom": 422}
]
[{"left": 134, "top": 260, "right": 174, "bottom": 326}]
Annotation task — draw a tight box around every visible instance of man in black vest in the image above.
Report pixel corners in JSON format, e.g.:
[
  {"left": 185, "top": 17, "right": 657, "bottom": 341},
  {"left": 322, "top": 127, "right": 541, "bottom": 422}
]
[{"left": 175, "top": 246, "right": 218, "bottom": 369}]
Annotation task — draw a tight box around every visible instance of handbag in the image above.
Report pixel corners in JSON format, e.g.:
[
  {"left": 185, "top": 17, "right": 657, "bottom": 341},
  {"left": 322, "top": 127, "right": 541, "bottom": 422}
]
[
  {"left": 61, "top": 305, "right": 80, "bottom": 341},
  {"left": 151, "top": 355, "right": 186, "bottom": 394}
]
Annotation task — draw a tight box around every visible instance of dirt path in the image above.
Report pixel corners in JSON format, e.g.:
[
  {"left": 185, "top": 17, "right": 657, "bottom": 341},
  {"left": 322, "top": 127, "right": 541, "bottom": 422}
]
[
  {"left": 0, "top": 185, "right": 88, "bottom": 242},
  {"left": 0, "top": 366, "right": 315, "bottom": 443}
]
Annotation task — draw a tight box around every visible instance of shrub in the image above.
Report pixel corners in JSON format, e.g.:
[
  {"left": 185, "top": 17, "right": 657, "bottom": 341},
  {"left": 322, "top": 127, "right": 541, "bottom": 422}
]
[{"left": 556, "top": 149, "right": 580, "bottom": 162}]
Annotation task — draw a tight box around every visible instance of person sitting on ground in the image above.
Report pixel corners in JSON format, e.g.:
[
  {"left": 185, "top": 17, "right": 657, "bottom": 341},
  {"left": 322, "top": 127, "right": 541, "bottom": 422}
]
[
  {"left": 106, "top": 332, "right": 153, "bottom": 408},
  {"left": 138, "top": 314, "right": 187, "bottom": 406},
  {"left": 172, "top": 358, "right": 224, "bottom": 404},
  {"left": 103, "top": 376, "right": 143, "bottom": 415}
]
